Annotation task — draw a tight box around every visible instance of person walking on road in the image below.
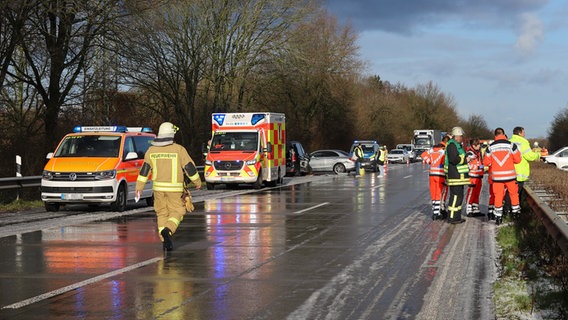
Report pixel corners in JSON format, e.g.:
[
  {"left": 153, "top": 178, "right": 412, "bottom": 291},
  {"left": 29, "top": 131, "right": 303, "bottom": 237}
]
[
  {"left": 136, "top": 122, "right": 202, "bottom": 251},
  {"left": 483, "top": 128, "right": 521, "bottom": 225},
  {"left": 509, "top": 126, "right": 541, "bottom": 203},
  {"left": 444, "top": 127, "right": 470, "bottom": 224}
]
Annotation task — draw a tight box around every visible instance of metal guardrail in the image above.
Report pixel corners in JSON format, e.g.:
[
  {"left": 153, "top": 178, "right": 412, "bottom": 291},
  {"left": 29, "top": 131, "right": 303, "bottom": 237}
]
[
  {"left": 0, "top": 176, "right": 41, "bottom": 191},
  {"left": 525, "top": 186, "right": 568, "bottom": 256}
]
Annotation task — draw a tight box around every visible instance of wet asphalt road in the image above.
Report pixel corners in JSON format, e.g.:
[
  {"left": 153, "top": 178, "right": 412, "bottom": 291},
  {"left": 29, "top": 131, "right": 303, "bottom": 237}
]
[{"left": 0, "top": 163, "right": 497, "bottom": 319}]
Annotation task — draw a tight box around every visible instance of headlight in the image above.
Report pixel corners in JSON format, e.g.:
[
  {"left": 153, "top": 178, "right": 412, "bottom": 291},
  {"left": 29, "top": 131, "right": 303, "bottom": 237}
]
[
  {"left": 245, "top": 159, "right": 257, "bottom": 165},
  {"left": 94, "top": 170, "right": 116, "bottom": 180},
  {"left": 205, "top": 160, "right": 212, "bottom": 165},
  {"left": 42, "top": 170, "right": 54, "bottom": 180}
]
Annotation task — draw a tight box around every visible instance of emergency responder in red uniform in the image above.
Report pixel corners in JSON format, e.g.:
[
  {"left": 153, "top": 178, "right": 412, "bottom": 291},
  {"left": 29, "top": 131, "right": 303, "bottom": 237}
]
[
  {"left": 444, "top": 127, "right": 470, "bottom": 224},
  {"left": 421, "top": 135, "right": 449, "bottom": 220},
  {"left": 465, "top": 138, "right": 484, "bottom": 217},
  {"left": 483, "top": 128, "right": 521, "bottom": 225},
  {"left": 136, "top": 122, "right": 202, "bottom": 251}
]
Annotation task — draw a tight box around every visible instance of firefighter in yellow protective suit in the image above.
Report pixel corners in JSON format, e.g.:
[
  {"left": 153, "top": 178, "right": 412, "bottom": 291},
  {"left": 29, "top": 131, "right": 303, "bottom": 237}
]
[{"left": 136, "top": 122, "right": 202, "bottom": 251}]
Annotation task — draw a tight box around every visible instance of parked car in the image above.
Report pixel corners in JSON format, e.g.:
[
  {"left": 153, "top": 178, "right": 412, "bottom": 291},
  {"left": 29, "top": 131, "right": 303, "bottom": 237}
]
[
  {"left": 387, "top": 149, "right": 410, "bottom": 164},
  {"left": 286, "top": 141, "right": 309, "bottom": 176},
  {"left": 396, "top": 143, "right": 417, "bottom": 161},
  {"left": 308, "top": 149, "right": 355, "bottom": 174},
  {"left": 543, "top": 146, "right": 568, "bottom": 171}
]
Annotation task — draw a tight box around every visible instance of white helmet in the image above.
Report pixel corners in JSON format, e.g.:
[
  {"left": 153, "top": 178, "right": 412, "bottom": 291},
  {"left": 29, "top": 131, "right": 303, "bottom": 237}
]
[
  {"left": 451, "top": 126, "right": 464, "bottom": 136},
  {"left": 157, "top": 122, "right": 178, "bottom": 139},
  {"left": 533, "top": 141, "right": 539, "bottom": 147}
]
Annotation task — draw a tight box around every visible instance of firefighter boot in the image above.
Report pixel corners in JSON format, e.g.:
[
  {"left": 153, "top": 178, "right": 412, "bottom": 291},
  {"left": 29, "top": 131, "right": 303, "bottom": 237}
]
[
  {"left": 161, "top": 227, "right": 174, "bottom": 251},
  {"left": 472, "top": 203, "right": 482, "bottom": 216},
  {"left": 466, "top": 204, "right": 473, "bottom": 217},
  {"left": 512, "top": 205, "right": 521, "bottom": 219},
  {"left": 488, "top": 205, "right": 495, "bottom": 221},
  {"left": 494, "top": 208, "right": 503, "bottom": 226}
]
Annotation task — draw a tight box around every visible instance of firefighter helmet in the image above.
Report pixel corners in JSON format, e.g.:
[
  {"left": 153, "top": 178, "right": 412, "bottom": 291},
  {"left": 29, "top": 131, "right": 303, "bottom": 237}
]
[
  {"left": 157, "top": 122, "right": 178, "bottom": 138},
  {"left": 451, "top": 126, "right": 464, "bottom": 136}
]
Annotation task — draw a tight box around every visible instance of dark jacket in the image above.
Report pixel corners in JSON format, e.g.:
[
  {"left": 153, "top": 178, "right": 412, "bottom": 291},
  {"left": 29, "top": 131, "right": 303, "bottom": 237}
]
[{"left": 444, "top": 139, "right": 470, "bottom": 186}]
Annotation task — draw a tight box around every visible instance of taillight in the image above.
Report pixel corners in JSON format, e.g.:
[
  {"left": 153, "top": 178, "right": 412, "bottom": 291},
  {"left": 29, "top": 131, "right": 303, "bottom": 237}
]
[{"left": 292, "top": 154, "right": 296, "bottom": 162}]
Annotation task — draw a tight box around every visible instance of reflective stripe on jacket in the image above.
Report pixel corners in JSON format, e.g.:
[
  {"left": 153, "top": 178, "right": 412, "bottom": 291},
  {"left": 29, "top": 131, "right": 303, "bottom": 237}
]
[
  {"left": 136, "top": 143, "right": 198, "bottom": 192},
  {"left": 509, "top": 134, "right": 540, "bottom": 182},
  {"left": 466, "top": 147, "right": 484, "bottom": 178},
  {"left": 421, "top": 146, "right": 445, "bottom": 177},
  {"left": 483, "top": 134, "right": 521, "bottom": 182},
  {"left": 444, "top": 139, "right": 470, "bottom": 186}
]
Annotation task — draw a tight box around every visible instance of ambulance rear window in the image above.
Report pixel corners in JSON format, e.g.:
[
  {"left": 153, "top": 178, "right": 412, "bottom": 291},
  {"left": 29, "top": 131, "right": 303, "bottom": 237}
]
[{"left": 54, "top": 135, "right": 122, "bottom": 158}]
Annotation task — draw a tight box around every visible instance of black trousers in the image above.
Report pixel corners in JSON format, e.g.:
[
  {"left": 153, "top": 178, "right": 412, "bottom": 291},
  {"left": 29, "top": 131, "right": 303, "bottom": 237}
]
[{"left": 448, "top": 185, "right": 465, "bottom": 221}]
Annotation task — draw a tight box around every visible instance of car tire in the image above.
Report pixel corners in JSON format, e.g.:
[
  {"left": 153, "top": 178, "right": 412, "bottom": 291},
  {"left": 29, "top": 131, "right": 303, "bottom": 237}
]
[
  {"left": 333, "top": 163, "right": 346, "bottom": 174},
  {"left": 206, "top": 182, "right": 215, "bottom": 190},
  {"left": 45, "top": 202, "right": 60, "bottom": 212},
  {"left": 110, "top": 183, "right": 127, "bottom": 212}
]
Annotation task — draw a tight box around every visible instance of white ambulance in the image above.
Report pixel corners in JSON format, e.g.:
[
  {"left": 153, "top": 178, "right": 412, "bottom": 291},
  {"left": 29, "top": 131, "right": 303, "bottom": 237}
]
[{"left": 203, "top": 113, "right": 286, "bottom": 189}]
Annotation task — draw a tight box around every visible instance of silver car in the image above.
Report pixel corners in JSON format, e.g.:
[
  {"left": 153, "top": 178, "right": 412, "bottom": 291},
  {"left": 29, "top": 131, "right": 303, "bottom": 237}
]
[
  {"left": 387, "top": 149, "right": 410, "bottom": 164},
  {"left": 543, "top": 146, "right": 568, "bottom": 171},
  {"left": 308, "top": 149, "right": 355, "bottom": 174}
]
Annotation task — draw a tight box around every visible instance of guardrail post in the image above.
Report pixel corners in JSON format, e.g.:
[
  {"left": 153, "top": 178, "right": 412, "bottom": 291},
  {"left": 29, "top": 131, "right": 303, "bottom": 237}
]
[{"left": 16, "top": 155, "right": 22, "bottom": 200}]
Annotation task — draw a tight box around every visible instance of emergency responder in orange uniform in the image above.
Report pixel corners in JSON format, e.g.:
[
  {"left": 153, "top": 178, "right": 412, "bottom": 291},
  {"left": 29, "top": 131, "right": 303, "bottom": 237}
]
[
  {"left": 421, "top": 136, "right": 449, "bottom": 220},
  {"left": 136, "top": 122, "right": 202, "bottom": 251},
  {"left": 444, "top": 127, "right": 470, "bottom": 224},
  {"left": 483, "top": 128, "right": 521, "bottom": 225},
  {"left": 465, "top": 138, "right": 484, "bottom": 217}
]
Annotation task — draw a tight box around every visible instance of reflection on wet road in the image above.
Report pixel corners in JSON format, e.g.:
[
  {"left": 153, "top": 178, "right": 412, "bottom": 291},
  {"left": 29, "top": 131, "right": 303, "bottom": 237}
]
[{"left": 0, "top": 164, "right": 457, "bottom": 319}]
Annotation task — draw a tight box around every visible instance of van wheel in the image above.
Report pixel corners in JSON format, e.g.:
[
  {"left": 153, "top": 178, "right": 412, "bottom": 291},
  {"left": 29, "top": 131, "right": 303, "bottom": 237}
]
[
  {"left": 45, "top": 202, "right": 60, "bottom": 212},
  {"left": 206, "top": 182, "right": 215, "bottom": 190},
  {"left": 253, "top": 172, "right": 262, "bottom": 189},
  {"left": 111, "top": 184, "right": 127, "bottom": 212}
]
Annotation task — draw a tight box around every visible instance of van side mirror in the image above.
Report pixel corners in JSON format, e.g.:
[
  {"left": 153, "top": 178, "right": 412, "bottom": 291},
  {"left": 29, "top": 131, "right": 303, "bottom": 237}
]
[
  {"left": 46, "top": 152, "right": 53, "bottom": 159},
  {"left": 125, "top": 152, "right": 138, "bottom": 161}
]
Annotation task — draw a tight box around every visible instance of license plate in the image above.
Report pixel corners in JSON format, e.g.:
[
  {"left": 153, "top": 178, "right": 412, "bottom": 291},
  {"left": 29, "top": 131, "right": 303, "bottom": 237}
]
[
  {"left": 220, "top": 177, "right": 233, "bottom": 182},
  {"left": 62, "top": 193, "right": 83, "bottom": 200}
]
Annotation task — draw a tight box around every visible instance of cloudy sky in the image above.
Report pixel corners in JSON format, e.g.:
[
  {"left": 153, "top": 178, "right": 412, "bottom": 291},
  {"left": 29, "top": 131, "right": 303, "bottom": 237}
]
[{"left": 325, "top": 0, "right": 568, "bottom": 139}]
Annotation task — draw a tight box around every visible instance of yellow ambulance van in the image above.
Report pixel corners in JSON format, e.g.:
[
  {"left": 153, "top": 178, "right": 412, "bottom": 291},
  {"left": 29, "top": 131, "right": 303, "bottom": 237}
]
[{"left": 41, "top": 126, "right": 155, "bottom": 212}]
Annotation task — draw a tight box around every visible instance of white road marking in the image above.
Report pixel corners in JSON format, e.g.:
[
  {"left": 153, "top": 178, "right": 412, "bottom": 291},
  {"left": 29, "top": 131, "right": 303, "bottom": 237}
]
[
  {"left": 294, "top": 202, "right": 330, "bottom": 214},
  {"left": 2, "top": 256, "right": 163, "bottom": 310}
]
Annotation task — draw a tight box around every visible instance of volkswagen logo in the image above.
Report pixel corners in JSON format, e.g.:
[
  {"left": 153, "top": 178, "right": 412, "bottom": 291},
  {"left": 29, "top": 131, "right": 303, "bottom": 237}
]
[
  {"left": 224, "top": 162, "right": 232, "bottom": 170},
  {"left": 69, "top": 173, "right": 77, "bottom": 181}
]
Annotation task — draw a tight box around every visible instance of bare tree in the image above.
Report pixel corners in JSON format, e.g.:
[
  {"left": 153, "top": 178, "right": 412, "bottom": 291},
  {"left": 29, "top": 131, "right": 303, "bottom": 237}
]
[
  {"left": 123, "top": 0, "right": 313, "bottom": 150},
  {"left": 7, "top": 0, "right": 126, "bottom": 150},
  {"left": 548, "top": 107, "right": 568, "bottom": 151}
]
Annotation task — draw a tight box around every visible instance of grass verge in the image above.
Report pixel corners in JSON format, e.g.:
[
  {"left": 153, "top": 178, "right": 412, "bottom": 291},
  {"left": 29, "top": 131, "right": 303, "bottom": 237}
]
[
  {"left": 0, "top": 199, "right": 44, "bottom": 213},
  {"left": 494, "top": 207, "right": 568, "bottom": 319}
]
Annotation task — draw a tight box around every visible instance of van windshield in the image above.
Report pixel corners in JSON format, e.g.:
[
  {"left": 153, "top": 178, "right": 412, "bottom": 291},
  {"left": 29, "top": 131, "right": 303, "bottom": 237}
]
[
  {"left": 54, "top": 135, "right": 122, "bottom": 158},
  {"left": 210, "top": 132, "right": 258, "bottom": 152}
]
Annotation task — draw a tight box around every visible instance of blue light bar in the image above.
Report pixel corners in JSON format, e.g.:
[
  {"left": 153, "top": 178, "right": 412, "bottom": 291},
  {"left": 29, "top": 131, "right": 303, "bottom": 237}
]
[{"left": 73, "top": 126, "right": 127, "bottom": 133}]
